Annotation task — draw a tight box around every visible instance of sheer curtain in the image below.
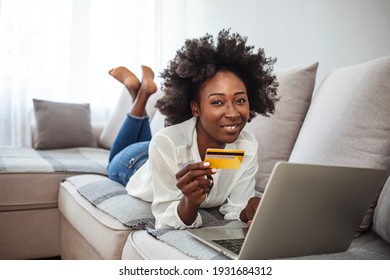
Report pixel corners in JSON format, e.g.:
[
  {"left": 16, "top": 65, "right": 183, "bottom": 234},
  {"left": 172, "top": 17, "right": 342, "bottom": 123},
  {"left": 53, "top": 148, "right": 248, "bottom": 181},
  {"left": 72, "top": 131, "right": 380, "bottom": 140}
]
[{"left": 0, "top": 0, "right": 176, "bottom": 147}]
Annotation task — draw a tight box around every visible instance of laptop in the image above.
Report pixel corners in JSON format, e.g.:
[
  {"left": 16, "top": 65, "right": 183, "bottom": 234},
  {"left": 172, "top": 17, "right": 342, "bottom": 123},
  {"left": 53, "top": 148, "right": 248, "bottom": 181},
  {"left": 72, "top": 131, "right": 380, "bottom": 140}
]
[{"left": 187, "top": 162, "right": 388, "bottom": 260}]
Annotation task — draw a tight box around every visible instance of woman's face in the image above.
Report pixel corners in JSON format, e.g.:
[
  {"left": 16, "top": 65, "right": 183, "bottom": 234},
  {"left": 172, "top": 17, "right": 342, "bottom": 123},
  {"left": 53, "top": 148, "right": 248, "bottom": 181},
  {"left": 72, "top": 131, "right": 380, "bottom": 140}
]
[{"left": 192, "top": 70, "right": 250, "bottom": 151}]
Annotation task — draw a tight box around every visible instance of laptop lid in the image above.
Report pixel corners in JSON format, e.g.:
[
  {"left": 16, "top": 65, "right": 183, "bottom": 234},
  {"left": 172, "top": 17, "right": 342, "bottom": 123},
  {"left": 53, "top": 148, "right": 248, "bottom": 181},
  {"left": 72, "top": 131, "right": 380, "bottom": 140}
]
[{"left": 187, "top": 162, "right": 388, "bottom": 260}]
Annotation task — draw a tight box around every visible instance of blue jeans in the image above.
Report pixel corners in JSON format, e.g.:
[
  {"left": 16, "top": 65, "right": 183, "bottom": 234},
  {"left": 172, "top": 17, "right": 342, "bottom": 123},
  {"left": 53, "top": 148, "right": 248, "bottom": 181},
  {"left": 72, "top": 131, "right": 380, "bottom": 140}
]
[{"left": 107, "top": 114, "right": 151, "bottom": 186}]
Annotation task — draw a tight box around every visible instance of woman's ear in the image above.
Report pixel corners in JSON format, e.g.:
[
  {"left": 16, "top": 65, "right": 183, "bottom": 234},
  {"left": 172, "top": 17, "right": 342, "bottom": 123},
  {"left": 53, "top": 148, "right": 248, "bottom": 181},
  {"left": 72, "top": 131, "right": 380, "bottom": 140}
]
[{"left": 190, "top": 100, "right": 199, "bottom": 117}]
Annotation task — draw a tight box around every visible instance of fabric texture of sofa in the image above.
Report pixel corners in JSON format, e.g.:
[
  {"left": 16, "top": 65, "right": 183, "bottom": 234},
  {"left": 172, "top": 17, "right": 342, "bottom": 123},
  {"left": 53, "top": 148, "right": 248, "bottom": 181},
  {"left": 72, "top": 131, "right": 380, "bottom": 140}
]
[{"left": 1, "top": 56, "right": 389, "bottom": 260}]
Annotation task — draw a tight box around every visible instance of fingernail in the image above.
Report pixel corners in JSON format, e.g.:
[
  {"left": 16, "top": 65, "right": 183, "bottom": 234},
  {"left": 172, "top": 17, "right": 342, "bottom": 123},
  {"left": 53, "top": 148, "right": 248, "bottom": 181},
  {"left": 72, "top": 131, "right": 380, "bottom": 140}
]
[
  {"left": 211, "top": 168, "right": 217, "bottom": 173},
  {"left": 203, "top": 162, "right": 210, "bottom": 167}
]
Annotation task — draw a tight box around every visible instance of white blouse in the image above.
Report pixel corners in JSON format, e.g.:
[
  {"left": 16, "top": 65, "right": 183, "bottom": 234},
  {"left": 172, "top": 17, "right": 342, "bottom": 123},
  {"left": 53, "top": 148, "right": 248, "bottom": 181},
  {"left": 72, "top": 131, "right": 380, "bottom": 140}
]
[{"left": 126, "top": 117, "right": 258, "bottom": 229}]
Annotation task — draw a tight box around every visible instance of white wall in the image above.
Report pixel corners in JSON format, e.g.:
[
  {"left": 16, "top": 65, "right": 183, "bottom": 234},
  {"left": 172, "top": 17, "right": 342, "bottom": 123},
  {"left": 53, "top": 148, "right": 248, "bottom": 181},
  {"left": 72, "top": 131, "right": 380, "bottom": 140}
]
[{"left": 162, "top": 0, "right": 390, "bottom": 89}]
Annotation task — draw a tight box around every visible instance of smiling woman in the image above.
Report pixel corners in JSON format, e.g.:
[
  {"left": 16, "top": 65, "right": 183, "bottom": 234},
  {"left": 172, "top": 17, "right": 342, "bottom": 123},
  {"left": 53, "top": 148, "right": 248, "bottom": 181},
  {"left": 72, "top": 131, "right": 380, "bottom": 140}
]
[{"left": 106, "top": 29, "right": 279, "bottom": 229}]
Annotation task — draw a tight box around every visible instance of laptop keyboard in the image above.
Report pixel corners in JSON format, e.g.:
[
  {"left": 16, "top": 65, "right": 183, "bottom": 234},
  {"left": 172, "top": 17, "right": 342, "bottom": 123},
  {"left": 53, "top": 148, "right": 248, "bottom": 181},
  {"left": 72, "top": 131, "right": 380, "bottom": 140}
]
[{"left": 212, "top": 238, "right": 244, "bottom": 255}]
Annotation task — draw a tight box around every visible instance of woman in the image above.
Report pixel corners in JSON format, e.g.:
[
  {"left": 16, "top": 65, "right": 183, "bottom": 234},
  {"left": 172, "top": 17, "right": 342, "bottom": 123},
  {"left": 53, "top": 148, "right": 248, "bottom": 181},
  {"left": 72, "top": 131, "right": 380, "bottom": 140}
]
[{"left": 107, "top": 29, "right": 278, "bottom": 229}]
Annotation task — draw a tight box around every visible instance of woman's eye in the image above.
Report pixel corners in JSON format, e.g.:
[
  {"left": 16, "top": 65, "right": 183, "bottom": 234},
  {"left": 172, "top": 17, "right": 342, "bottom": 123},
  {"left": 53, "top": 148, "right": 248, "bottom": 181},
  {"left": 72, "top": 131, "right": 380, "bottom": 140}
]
[
  {"left": 236, "top": 98, "right": 247, "bottom": 104},
  {"left": 211, "top": 100, "right": 223, "bottom": 105}
]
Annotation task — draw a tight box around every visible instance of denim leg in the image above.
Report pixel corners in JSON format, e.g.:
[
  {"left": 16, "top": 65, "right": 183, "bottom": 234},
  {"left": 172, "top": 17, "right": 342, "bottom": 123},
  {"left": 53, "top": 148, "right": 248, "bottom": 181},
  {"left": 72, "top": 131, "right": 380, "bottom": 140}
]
[
  {"left": 109, "top": 114, "right": 152, "bottom": 163},
  {"left": 138, "top": 116, "right": 152, "bottom": 143},
  {"left": 107, "top": 141, "right": 150, "bottom": 186}
]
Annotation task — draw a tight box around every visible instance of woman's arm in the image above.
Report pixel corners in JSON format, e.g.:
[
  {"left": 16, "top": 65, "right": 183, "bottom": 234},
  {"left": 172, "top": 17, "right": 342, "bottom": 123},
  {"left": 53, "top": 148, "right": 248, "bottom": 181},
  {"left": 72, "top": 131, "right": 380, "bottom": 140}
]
[
  {"left": 176, "top": 161, "right": 216, "bottom": 225},
  {"left": 240, "top": 196, "right": 261, "bottom": 224},
  {"left": 149, "top": 135, "right": 214, "bottom": 229}
]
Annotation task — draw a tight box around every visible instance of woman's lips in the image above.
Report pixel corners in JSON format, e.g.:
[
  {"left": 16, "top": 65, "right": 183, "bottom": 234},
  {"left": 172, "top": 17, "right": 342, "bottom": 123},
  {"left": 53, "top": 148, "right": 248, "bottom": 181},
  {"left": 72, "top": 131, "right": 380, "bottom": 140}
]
[{"left": 220, "top": 123, "right": 241, "bottom": 133}]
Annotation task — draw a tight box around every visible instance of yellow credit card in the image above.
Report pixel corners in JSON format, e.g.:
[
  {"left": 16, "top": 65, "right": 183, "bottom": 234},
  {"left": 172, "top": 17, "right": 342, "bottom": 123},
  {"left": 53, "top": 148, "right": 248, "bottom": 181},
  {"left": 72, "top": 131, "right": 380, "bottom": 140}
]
[{"left": 205, "top": 148, "right": 245, "bottom": 169}]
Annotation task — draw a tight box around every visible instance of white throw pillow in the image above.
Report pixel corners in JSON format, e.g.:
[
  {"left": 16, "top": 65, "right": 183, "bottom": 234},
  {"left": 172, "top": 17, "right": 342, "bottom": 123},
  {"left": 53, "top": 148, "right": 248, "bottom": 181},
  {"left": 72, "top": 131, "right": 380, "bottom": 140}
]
[
  {"left": 289, "top": 56, "right": 390, "bottom": 233},
  {"left": 99, "top": 88, "right": 131, "bottom": 149},
  {"left": 99, "top": 88, "right": 163, "bottom": 149},
  {"left": 245, "top": 62, "right": 319, "bottom": 193}
]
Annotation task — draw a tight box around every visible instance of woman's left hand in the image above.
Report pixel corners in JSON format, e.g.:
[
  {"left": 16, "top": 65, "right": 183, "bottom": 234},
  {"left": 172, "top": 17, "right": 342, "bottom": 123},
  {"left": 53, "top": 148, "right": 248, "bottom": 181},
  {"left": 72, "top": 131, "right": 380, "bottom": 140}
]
[{"left": 240, "top": 196, "right": 261, "bottom": 225}]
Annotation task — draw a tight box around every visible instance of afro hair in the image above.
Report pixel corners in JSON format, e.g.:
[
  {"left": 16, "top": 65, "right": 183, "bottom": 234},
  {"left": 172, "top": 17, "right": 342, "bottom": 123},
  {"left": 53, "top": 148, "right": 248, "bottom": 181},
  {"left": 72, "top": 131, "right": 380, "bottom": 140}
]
[{"left": 156, "top": 29, "right": 279, "bottom": 126}]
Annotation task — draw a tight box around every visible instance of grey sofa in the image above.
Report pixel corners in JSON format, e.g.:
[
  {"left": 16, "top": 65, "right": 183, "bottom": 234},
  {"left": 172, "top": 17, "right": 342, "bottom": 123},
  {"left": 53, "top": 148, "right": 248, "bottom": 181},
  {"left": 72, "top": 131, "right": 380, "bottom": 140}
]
[{"left": 1, "top": 56, "right": 389, "bottom": 260}]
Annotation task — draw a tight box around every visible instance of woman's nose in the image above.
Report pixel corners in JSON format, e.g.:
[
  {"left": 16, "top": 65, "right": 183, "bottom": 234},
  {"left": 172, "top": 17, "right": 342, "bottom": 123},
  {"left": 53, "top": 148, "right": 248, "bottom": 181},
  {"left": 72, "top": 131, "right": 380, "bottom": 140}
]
[{"left": 224, "top": 103, "right": 240, "bottom": 118}]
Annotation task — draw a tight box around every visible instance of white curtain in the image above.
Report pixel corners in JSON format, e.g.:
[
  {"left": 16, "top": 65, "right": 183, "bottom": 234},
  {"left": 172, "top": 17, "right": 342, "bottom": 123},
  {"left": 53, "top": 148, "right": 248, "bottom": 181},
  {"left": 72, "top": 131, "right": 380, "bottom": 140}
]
[{"left": 0, "top": 0, "right": 176, "bottom": 147}]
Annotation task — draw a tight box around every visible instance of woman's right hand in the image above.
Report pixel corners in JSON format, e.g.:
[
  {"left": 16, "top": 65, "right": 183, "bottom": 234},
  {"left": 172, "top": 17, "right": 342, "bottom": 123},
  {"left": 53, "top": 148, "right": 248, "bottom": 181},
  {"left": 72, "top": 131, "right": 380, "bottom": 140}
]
[
  {"left": 175, "top": 161, "right": 216, "bottom": 225},
  {"left": 176, "top": 161, "right": 216, "bottom": 205}
]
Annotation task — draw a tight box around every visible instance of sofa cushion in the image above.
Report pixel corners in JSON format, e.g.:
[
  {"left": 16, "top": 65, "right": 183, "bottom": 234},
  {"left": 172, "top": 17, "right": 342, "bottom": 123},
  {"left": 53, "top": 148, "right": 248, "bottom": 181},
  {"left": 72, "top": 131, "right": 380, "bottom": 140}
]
[
  {"left": 0, "top": 147, "right": 109, "bottom": 174},
  {"left": 60, "top": 174, "right": 249, "bottom": 259},
  {"left": 244, "top": 62, "right": 318, "bottom": 193},
  {"left": 64, "top": 174, "right": 154, "bottom": 229},
  {"left": 122, "top": 230, "right": 226, "bottom": 260},
  {"left": 289, "top": 56, "right": 390, "bottom": 233},
  {"left": 122, "top": 229, "right": 390, "bottom": 260},
  {"left": 59, "top": 177, "right": 133, "bottom": 259},
  {"left": 0, "top": 147, "right": 108, "bottom": 211},
  {"left": 33, "top": 99, "right": 96, "bottom": 149},
  {"left": 0, "top": 147, "right": 109, "bottom": 260}
]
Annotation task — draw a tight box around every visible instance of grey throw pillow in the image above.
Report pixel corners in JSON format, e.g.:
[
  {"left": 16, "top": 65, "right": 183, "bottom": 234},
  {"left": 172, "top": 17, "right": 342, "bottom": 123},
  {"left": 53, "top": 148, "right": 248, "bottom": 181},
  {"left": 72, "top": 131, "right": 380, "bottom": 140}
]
[
  {"left": 289, "top": 56, "right": 390, "bottom": 234},
  {"left": 33, "top": 99, "right": 96, "bottom": 149},
  {"left": 244, "top": 62, "right": 319, "bottom": 193}
]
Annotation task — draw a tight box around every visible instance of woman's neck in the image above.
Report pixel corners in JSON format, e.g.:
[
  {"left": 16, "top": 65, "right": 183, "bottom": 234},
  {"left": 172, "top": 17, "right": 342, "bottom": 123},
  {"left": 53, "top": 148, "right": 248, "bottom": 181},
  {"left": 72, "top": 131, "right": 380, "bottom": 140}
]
[{"left": 195, "top": 122, "right": 225, "bottom": 160}]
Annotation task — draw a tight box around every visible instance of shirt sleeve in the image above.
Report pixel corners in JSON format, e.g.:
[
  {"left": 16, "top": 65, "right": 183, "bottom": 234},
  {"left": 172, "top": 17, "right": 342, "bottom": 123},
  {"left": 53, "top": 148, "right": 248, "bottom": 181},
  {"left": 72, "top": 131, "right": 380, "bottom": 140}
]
[
  {"left": 149, "top": 134, "right": 203, "bottom": 229},
  {"left": 219, "top": 143, "right": 258, "bottom": 220}
]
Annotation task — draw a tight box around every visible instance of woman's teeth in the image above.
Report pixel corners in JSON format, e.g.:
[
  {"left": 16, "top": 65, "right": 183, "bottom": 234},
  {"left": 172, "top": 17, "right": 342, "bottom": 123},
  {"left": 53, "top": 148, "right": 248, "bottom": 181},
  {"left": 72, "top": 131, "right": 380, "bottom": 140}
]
[{"left": 224, "top": 125, "right": 238, "bottom": 130}]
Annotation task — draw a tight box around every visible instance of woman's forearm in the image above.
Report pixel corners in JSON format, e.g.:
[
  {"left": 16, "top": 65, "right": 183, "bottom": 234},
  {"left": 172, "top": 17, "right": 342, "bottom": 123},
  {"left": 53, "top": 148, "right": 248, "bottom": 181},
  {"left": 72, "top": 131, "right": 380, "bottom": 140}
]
[{"left": 177, "top": 196, "right": 200, "bottom": 226}]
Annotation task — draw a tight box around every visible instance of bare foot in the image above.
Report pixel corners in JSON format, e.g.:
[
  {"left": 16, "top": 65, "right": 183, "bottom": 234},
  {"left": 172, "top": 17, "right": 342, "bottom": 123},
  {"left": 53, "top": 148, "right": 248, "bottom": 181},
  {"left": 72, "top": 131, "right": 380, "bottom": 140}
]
[
  {"left": 130, "top": 66, "right": 158, "bottom": 117},
  {"left": 139, "top": 65, "right": 157, "bottom": 96},
  {"left": 109, "top": 66, "right": 140, "bottom": 101}
]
